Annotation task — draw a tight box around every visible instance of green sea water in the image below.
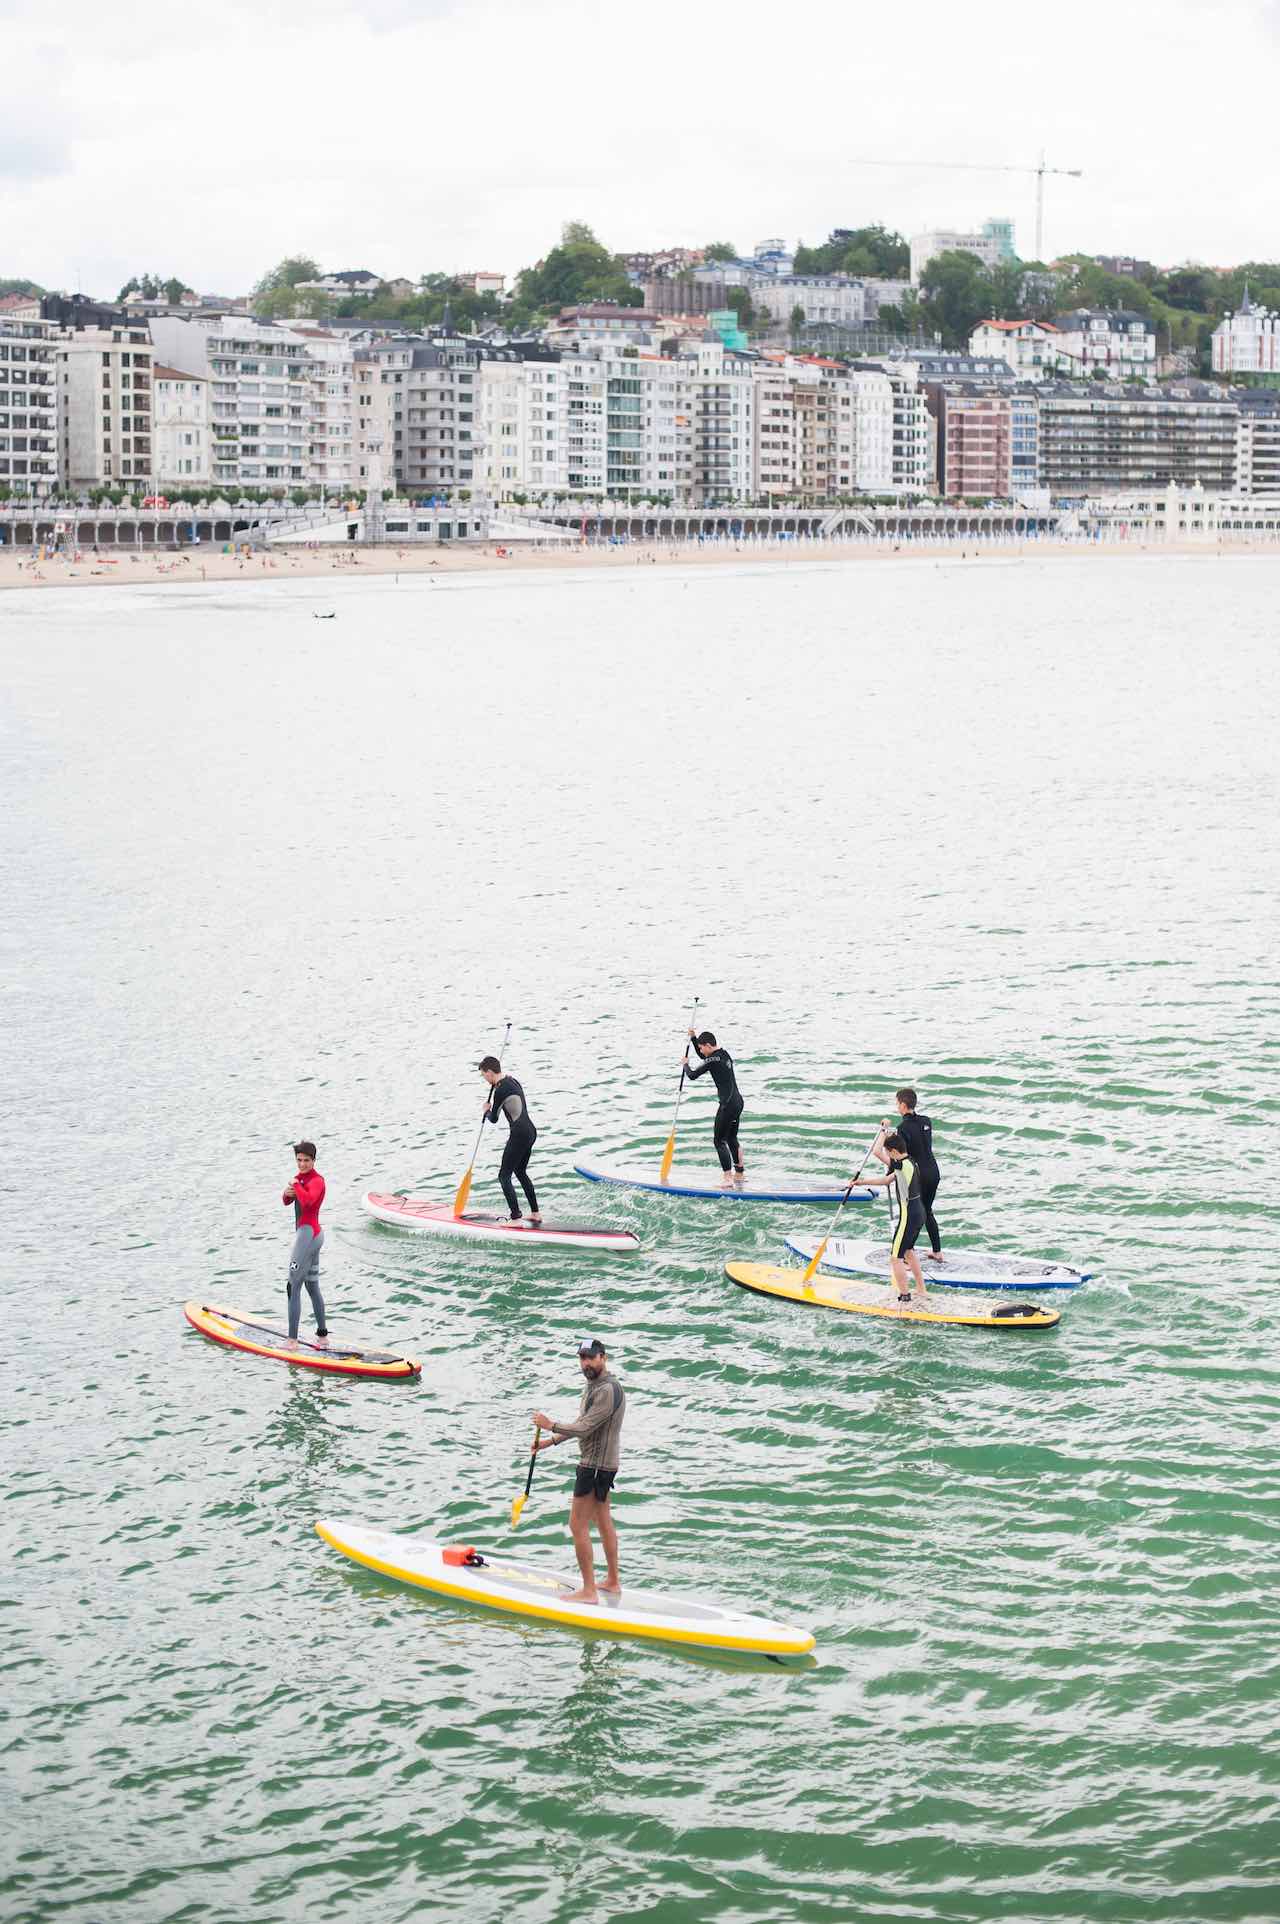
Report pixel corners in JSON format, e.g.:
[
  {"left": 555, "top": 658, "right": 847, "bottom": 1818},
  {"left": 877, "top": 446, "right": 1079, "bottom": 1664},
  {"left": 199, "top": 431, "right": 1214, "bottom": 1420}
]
[{"left": 3, "top": 552, "right": 1278, "bottom": 1924}]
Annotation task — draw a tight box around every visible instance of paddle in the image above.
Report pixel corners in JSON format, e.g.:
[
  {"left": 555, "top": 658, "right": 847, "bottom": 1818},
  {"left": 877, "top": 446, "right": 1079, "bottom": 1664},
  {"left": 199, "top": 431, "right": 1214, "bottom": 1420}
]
[
  {"left": 658, "top": 996, "right": 699, "bottom": 1184},
  {"left": 800, "top": 1124, "right": 885, "bottom": 1289},
  {"left": 453, "top": 1019, "right": 512, "bottom": 1216},
  {"left": 510, "top": 1426, "right": 540, "bottom": 1527}
]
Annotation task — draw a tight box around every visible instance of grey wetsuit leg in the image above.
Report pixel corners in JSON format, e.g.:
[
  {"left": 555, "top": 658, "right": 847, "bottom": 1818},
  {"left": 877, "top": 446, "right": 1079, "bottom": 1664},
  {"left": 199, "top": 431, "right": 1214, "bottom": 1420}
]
[{"left": 287, "top": 1226, "right": 326, "bottom": 1338}]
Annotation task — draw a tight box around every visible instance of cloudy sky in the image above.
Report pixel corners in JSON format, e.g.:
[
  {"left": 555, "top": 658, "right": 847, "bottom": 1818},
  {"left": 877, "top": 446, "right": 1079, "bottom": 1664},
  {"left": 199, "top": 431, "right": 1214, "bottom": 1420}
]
[{"left": 3, "top": 0, "right": 1277, "bottom": 298}]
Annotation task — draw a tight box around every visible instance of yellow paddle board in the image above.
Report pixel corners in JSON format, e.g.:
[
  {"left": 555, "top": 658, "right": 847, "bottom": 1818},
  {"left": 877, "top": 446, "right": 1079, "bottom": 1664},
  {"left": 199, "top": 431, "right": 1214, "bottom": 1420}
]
[
  {"left": 725, "top": 1262, "right": 1061, "bottom": 1330},
  {"left": 316, "top": 1520, "right": 815, "bottom": 1656}
]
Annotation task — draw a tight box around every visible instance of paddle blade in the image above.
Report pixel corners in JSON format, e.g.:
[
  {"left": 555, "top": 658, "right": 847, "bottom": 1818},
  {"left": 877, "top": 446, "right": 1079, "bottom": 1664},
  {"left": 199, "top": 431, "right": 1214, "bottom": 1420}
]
[
  {"left": 509, "top": 1491, "right": 527, "bottom": 1528},
  {"left": 658, "top": 1131, "right": 676, "bottom": 1184},
  {"left": 801, "top": 1237, "right": 828, "bottom": 1286},
  {"left": 452, "top": 1167, "right": 473, "bottom": 1217}
]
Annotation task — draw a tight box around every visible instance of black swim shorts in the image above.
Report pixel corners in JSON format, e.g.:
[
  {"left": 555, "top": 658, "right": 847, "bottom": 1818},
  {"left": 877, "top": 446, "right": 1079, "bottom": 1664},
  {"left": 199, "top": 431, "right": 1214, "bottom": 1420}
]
[{"left": 573, "top": 1465, "right": 617, "bottom": 1501}]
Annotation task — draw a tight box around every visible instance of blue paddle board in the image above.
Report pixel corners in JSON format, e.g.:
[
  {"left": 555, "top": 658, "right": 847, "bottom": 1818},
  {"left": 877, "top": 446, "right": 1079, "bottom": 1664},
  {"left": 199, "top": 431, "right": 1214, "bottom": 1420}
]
[
  {"left": 574, "top": 1160, "right": 873, "bottom": 1204},
  {"left": 783, "top": 1234, "right": 1091, "bottom": 1291}
]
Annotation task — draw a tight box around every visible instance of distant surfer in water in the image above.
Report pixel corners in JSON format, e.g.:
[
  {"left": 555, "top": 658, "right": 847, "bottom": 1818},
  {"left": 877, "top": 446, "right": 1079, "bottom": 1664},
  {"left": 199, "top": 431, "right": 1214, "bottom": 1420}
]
[
  {"left": 282, "top": 1140, "right": 328, "bottom": 1342},
  {"left": 876, "top": 1087, "right": 942, "bottom": 1261},
  {"left": 533, "top": 1339, "right": 626, "bottom": 1603},
  {"left": 479, "top": 1055, "right": 540, "bottom": 1224},
  {"left": 862, "top": 1134, "right": 928, "bottom": 1306},
  {"left": 684, "top": 1030, "right": 745, "bottom": 1186}
]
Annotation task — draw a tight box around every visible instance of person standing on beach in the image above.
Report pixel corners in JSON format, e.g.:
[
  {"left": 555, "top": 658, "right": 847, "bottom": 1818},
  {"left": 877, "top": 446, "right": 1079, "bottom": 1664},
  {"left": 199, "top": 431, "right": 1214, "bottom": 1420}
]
[
  {"left": 862, "top": 1134, "right": 928, "bottom": 1306},
  {"left": 533, "top": 1340, "right": 626, "bottom": 1604},
  {"left": 875, "top": 1088, "right": 943, "bottom": 1261},
  {"left": 479, "top": 1055, "right": 541, "bottom": 1224},
  {"left": 684, "top": 1030, "right": 745, "bottom": 1185},
  {"left": 282, "top": 1140, "right": 328, "bottom": 1342}
]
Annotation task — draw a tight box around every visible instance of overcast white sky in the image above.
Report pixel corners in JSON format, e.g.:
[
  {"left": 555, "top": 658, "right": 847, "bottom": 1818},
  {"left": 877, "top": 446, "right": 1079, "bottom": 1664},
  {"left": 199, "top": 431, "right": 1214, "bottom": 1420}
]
[{"left": 3, "top": 0, "right": 1278, "bottom": 297}]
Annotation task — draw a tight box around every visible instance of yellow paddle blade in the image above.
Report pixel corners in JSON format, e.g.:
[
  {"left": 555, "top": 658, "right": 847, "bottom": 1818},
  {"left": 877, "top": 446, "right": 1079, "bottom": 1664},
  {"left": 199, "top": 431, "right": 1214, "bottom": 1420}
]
[
  {"left": 800, "top": 1237, "right": 828, "bottom": 1286},
  {"left": 658, "top": 1131, "right": 676, "bottom": 1184},
  {"left": 510, "top": 1491, "right": 527, "bottom": 1528},
  {"left": 452, "top": 1167, "right": 473, "bottom": 1217}
]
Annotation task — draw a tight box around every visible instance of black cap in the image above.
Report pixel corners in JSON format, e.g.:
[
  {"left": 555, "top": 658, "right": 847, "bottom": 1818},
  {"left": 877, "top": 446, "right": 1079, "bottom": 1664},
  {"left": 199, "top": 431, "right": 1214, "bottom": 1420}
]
[{"left": 577, "top": 1338, "right": 606, "bottom": 1358}]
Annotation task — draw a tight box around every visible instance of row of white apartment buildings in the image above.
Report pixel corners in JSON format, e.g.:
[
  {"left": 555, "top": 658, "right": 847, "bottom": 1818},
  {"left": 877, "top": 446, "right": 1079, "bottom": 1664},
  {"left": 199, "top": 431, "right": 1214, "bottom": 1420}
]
[{"left": 477, "top": 343, "right": 931, "bottom": 503}]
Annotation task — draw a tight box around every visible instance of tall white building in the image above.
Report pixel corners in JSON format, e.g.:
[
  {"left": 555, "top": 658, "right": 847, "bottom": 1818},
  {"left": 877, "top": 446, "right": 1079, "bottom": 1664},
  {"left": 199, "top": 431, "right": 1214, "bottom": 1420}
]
[
  {"left": 1212, "top": 289, "right": 1280, "bottom": 377},
  {"left": 152, "top": 366, "right": 210, "bottom": 484},
  {"left": 353, "top": 337, "right": 479, "bottom": 495},
  {"left": 150, "top": 315, "right": 313, "bottom": 490},
  {"left": 296, "top": 330, "right": 355, "bottom": 491},
  {"left": 57, "top": 323, "right": 155, "bottom": 491},
  {"left": 749, "top": 276, "right": 867, "bottom": 329},
  {"left": 0, "top": 318, "right": 58, "bottom": 498},
  {"left": 910, "top": 220, "right": 1014, "bottom": 284}
]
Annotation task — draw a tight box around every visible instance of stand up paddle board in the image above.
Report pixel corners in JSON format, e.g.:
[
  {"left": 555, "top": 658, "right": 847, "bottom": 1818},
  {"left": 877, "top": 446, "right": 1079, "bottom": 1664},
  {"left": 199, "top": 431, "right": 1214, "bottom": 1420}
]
[
  {"left": 574, "top": 1160, "right": 873, "bottom": 1204},
  {"left": 315, "top": 1519, "right": 814, "bottom": 1656},
  {"left": 783, "top": 1235, "right": 1090, "bottom": 1292},
  {"left": 184, "top": 1302, "right": 421, "bottom": 1379},
  {"left": 724, "top": 1263, "right": 1060, "bottom": 1330},
  {"left": 362, "top": 1191, "right": 639, "bottom": 1251}
]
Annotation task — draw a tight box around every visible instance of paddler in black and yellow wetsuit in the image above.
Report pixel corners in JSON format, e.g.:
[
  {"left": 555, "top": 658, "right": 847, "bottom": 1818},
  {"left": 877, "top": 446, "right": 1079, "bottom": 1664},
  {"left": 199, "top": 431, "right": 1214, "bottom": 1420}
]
[
  {"left": 684, "top": 1030, "right": 745, "bottom": 1187},
  {"left": 862, "top": 1133, "right": 928, "bottom": 1306}
]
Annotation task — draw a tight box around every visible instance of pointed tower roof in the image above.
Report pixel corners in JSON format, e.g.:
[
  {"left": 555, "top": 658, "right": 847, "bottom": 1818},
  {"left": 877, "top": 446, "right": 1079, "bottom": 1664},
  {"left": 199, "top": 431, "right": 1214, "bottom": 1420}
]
[{"left": 1239, "top": 282, "right": 1253, "bottom": 315}]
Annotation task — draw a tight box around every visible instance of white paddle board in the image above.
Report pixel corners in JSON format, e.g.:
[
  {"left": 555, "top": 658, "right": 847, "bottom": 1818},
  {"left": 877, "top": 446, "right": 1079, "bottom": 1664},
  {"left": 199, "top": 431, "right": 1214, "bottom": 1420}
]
[
  {"left": 316, "top": 1519, "right": 815, "bottom": 1656},
  {"left": 783, "top": 1235, "right": 1091, "bottom": 1291},
  {"left": 574, "top": 1160, "right": 872, "bottom": 1204},
  {"left": 362, "top": 1192, "right": 639, "bottom": 1252}
]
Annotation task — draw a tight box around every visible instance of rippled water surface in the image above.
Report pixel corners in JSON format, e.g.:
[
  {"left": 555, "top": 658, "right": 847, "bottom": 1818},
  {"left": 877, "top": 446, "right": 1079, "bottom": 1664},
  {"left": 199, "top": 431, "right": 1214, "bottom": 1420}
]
[{"left": 3, "top": 553, "right": 1279, "bottom": 1924}]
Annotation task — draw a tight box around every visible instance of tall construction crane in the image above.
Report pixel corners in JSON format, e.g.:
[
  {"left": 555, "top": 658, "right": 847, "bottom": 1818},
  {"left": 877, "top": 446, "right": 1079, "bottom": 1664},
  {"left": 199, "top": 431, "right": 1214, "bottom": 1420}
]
[{"left": 851, "top": 153, "right": 1084, "bottom": 263}]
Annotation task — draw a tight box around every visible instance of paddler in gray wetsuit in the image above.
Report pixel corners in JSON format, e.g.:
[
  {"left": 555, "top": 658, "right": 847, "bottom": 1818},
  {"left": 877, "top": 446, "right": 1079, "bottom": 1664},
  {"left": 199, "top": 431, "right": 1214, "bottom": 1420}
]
[{"left": 533, "top": 1339, "right": 626, "bottom": 1604}]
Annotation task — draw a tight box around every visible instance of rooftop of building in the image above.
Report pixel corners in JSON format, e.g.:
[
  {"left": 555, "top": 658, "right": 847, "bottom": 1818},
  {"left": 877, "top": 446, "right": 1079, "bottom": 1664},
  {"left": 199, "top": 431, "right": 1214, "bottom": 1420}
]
[
  {"left": 1038, "top": 379, "right": 1234, "bottom": 402},
  {"left": 975, "top": 317, "right": 1060, "bottom": 333},
  {"left": 152, "top": 363, "right": 208, "bottom": 381},
  {"left": 1052, "top": 307, "right": 1156, "bottom": 330}
]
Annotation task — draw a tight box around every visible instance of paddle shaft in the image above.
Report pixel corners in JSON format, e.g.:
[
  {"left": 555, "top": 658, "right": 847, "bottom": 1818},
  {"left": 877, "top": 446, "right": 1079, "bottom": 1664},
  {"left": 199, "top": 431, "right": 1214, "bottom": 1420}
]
[
  {"left": 510, "top": 1425, "right": 540, "bottom": 1526},
  {"left": 800, "top": 1125, "right": 886, "bottom": 1286},
  {"left": 659, "top": 996, "right": 699, "bottom": 1181},
  {"left": 454, "top": 1019, "right": 512, "bottom": 1214}
]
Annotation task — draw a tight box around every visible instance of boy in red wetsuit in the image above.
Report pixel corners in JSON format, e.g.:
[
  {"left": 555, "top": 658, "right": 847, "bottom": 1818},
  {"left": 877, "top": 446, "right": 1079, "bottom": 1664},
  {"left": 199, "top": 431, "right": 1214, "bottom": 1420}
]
[{"left": 282, "top": 1140, "right": 328, "bottom": 1342}]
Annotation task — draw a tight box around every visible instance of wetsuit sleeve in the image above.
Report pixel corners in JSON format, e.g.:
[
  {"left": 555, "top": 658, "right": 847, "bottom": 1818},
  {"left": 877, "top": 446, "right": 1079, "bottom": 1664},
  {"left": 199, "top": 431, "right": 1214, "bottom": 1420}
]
[
  {"left": 685, "top": 1058, "right": 709, "bottom": 1080},
  {"left": 552, "top": 1380, "right": 621, "bottom": 1439}
]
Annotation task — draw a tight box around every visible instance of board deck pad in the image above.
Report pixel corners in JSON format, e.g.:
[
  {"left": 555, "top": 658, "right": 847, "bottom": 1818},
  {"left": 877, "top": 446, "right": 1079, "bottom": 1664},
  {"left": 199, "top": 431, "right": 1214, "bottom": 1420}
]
[
  {"left": 574, "top": 1160, "right": 873, "bottom": 1204},
  {"left": 362, "top": 1191, "right": 639, "bottom": 1250},
  {"left": 783, "top": 1235, "right": 1090, "bottom": 1291},
  {"left": 724, "top": 1262, "right": 1061, "bottom": 1329},
  {"left": 184, "top": 1301, "right": 421, "bottom": 1378},
  {"left": 316, "top": 1519, "right": 815, "bottom": 1655}
]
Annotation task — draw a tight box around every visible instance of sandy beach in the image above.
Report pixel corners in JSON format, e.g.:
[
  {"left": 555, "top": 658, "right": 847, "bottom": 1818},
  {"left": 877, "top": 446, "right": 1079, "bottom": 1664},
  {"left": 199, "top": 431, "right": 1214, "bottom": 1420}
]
[{"left": 0, "top": 532, "right": 1274, "bottom": 592}]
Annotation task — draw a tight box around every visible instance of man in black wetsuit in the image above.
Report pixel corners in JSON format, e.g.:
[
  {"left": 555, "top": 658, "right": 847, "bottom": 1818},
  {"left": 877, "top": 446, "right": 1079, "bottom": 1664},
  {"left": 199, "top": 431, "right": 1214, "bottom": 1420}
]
[
  {"left": 685, "top": 1029, "right": 745, "bottom": 1186},
  {"left": 877, "top": 1086, "right": 942, "bottom": 1261},
  {"left": 479, "top": 1054, "right": 541, "bottom": 1224}
]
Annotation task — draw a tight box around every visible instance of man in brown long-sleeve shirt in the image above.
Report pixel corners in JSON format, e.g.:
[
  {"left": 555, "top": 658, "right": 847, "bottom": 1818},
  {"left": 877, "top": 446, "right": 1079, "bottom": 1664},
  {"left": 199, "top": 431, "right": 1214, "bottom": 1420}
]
[{"left": 533, "top": 1339, "right": 626, "bottom": 1604}]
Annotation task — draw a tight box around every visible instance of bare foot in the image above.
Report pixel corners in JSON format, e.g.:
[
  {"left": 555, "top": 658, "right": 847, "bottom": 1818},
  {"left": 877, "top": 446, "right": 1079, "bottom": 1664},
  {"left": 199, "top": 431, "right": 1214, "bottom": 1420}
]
[
  {"left": 561, "top": 1586, "right": 600, "bottom": 1605},
  {"left": 925, "top": 1251, "right": 944, "bottom": 1263},
  {"left": 599, "top": 1581, "right": 622, "bottom": 1599},
  {"left": 529, "top": 1214, "right": 542, "bottom": 1226}
]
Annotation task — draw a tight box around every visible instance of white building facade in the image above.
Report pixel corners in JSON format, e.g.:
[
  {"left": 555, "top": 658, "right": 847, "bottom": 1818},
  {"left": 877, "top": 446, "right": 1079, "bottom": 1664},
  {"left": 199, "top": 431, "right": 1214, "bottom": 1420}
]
[
  {"left": 968, "top": 319, "right": 1064, "bottom": 380},
  {"left": 57, "top": 323, "right": 155, "bottom": 491},
  {"left": 152, "top": 366, "right": 210, "bottom": 484},
  {"left": 0, "top": 319, "right": 58, "bottom": 499},
  {"left": 910, "top": 220, "right": 1013, "bottom": 285},
  {"left": 1050, "top": 309, "right": 1156, "bottom": 380},
  {"left": 1212, "top": 290, "right": 1280, "bottom": 376}
]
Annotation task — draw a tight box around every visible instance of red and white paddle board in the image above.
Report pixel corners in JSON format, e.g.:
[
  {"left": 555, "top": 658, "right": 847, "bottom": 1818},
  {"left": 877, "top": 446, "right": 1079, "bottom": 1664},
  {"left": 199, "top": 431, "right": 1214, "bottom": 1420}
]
[{"left": 361, "top": 1191, "right": 639, "bottom": 1252}]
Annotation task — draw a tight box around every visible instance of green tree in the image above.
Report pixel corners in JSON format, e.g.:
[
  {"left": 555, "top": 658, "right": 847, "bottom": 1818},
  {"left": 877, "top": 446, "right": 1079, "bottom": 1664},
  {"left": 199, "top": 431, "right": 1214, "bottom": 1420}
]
[
  {"left": 703, "top": 241, "right": 738, "bottom": 262},
  {"left": 794, "top": 225, "right": 909, "bottom": 278},
  {"left": 516, "top": 223, "right": 640, "bottom": 315},
  {"left": 0, "top": 277, "right": 44, "bottom": 297},
  {"left": 251, "top": 255, "right": 322, "bottom": 318},
  {"left": 789, "top": 303, "right": 806, "bottom": 339},
  {"left": 920, "top": 251, "right": 999, "bottom": 347},
  {"left": 724, "top": 286, "right": 755, "bottom": 330}
]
